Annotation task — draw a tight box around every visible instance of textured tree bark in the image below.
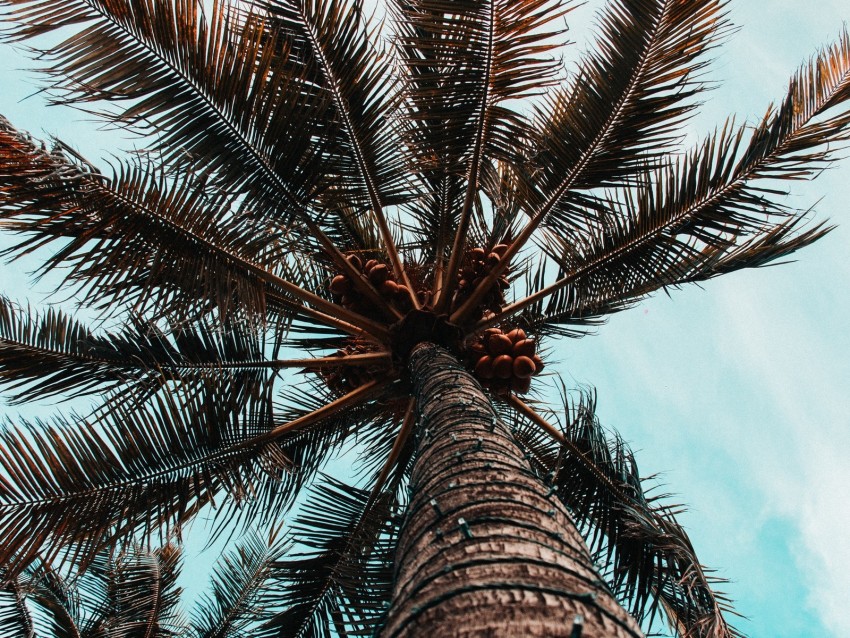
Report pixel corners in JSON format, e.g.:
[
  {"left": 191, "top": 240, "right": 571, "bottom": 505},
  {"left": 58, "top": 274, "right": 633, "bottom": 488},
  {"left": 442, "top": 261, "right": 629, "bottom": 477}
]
[{"left": 381, "top": 342, "right": 643, "bottom": 638}]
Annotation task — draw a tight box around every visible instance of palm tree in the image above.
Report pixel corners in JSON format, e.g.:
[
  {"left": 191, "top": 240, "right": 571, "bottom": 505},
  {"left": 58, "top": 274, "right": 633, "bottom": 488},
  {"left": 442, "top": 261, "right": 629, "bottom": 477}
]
[{"left": 0, "top": 0, "right": 848, "bottom": 635}]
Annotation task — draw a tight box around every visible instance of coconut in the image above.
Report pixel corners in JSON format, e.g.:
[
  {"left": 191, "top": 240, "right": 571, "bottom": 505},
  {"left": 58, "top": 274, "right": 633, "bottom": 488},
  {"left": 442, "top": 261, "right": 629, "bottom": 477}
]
[
  {"left": 470, "top": 247, "right": 486, "bottom": 261},
  {"left": 329, "top": 274, "right": 350, "bottom": 296},
  {"left": 532, "top": 354, "right": 544, "bottom": 373},
  {"left": 506, "top": 328, "right": 526, "bottom": 343},
  {"left": 368, "top": 264, "right": 388, "bottom": 284},
  {"left": 488, "top": 333, "right": 513, "bottom": 356},
  {"left": 474, "top": 355, "right": 495, "bottom": 379},
  {"left": 364, "top": 259, "right": 378, "bottom": 273},
  {"left": 512, "top": 338, "right": 536, "bottom": 358},
  {"left": 486, "top": 252, "right": 501, "bottom": 267},
  {"left": 493, "top": 354, "right": 514, "bottom": 379},
  {"left": 513, "top": 355, "right": 536, "bottom": 378},
  {"left": 492, "top": 243, "right": 509, "bottom": 256},
  {"left": 511, "top": 376, "right": 532, "bottom": 394},
  {"left": 346, "top": 254, "right": 363, "bottom": 270},
  {"left": 380, "top": 279, "right": 399, "bottom": 296}
]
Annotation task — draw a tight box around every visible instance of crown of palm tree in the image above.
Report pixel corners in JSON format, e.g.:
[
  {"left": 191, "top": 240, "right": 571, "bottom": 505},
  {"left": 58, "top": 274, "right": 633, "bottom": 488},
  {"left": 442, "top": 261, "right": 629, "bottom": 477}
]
[{"left": 1, "top": 0, "right": 849, "bottom": 636}]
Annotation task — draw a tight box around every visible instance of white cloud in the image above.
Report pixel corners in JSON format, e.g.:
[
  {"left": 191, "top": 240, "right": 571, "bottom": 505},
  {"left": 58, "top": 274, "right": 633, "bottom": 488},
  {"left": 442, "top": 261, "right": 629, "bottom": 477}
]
[{"left": 713, "top": 272, "right": 850, "bottom": 636}]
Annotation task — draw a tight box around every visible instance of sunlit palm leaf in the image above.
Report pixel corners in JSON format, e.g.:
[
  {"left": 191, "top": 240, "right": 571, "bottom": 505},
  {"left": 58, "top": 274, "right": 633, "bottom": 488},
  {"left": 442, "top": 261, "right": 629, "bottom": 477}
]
[
  {"left": 530, "top": 31, "right": 850, "bottom": 327},
  {"left": 391, "top": 0, "right": 570, "bottom": 293},
  {"left": 0, "top": 120, "right": 319, "bottom": 323},
  {"left": 85, "top": 544, "right": 187, "bottom": 638},
  {"left": 254, "top": 0, "right": 411, "bottom": 244},
  {"left": 449, "top": 0, "right": 731, "bottom": 323},
  {"left": 2, "top": 545, "right": 187, "bottom": 638}
]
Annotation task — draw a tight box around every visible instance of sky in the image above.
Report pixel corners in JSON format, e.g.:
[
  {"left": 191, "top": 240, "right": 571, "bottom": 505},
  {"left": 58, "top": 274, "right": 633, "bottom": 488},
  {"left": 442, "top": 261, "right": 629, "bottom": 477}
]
[{"left": 1, "top": 1, "right": 849, "bottom": 636}]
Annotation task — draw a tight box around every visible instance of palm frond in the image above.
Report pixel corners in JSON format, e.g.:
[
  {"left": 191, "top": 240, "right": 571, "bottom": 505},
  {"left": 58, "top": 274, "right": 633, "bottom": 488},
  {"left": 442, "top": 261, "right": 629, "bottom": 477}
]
[
  {"left": 69, "top": 544, "right": 187, "bottom": 638},
  {"left": 12, "top": 561, "right": 81, "bottom": 638},
  {"left": 0, "top": 581, "right": 33, "bottom": 637},
  {"left": 189, "top": 375, "right": 399, "bottom": 543},
  {"left": 503, "top": 391, "right": 740, "bottom": 638},
  {"left": 3, "top": 545, "right": 187, "bottom": 638},
  {"left": 0, "top": 118, "right": 390, "bottom": 337},
  {"left": 450, "top": 0, "right": 730, "bottom": 323},
  {"left": 0, "top": 0, "right": 329, "bottom": 215},
  {"left": 258, "top": 475, "right": 400, "bottom": 638},
  {"left": 0, "top": 0, "right": 403, "bottom": 316},
  {"left": 0, "top": 376, "right": 289, "bottom": 578},
  {"left": 99, "top": 544, "right": 187, "bottom": 637},
  {"left": 254, "top": 0, "right": 414, "bottom": 292},
  {"left": 391, "top": 0, "right": 571, "bottom": 306},
  {"left": 485, "top": 28, "right": 850, "bottom": 330},
  {"left": 191, "top": 526, "right": 288, "bottom": 638},
  {"left": 0, "top": 297, "right": 276, "bottom": 403},
  {"left": 392, "top": 0, "right": 569, "bottom": 174},
  {"left": 530, "top": 0, "right": 730, "bottom": 230}
]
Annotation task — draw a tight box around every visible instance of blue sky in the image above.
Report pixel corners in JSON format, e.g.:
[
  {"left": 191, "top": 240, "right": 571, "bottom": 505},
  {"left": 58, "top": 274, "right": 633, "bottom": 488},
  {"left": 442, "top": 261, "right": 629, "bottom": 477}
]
[{"left": 1, "top": 1, "right": 849, "bottom": 636}]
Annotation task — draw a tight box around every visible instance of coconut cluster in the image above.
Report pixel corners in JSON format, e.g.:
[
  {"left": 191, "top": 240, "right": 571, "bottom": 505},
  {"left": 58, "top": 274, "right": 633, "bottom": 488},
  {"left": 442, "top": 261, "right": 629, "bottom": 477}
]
[
  {"left": 468, "top": 327, "right": 544, "bottom": 395},
  {"left": 452, "top": 244, "right": 511, "bottom": 317},
  {"left": 318, "top": 343, "right": 382, "bottom": 395},
  {"left": 328, "top": 254, "right": 414, "bottom": 315}
]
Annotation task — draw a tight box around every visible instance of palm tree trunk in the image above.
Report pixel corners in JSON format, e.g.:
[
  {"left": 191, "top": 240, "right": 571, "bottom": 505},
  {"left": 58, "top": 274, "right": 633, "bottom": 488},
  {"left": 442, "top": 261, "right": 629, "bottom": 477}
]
[{"left": 382, "top": 342, "right": 643, "bottom": 638}]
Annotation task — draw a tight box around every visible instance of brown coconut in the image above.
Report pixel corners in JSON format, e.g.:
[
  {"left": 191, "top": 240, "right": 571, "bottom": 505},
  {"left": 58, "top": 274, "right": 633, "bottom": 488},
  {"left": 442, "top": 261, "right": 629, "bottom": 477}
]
[
  {"left": 506, "top": 328, "right": 526, "bottom": 343},
  {"left": 513, "top": 355, "right": 536, "bottom": 378},
  {"left": 488, "top": 333, "right": 513, "bottom": 356},
  {"left": 330, "top": 275, "right": 350, "bottom": 296},
  {"left": 474, "top": 355, "right": 495, "bottom": 379},
  {"left": 369, "top": 263, "right": 389, "bottom": 284},
  {"left": 512, "top": 339, "right": 536, "bottom": 358},
  {"left": 380, "top": 279, "right": 398, "bottom": 296},
  {"left": 511, "top": 376, "right": 532, "bottom": 394},
  {"left": 493, "top": 354, "right": 514, "bottom": 379},
  {"left": 532, "top": 354, "right": 544, "bottom": 373}
]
